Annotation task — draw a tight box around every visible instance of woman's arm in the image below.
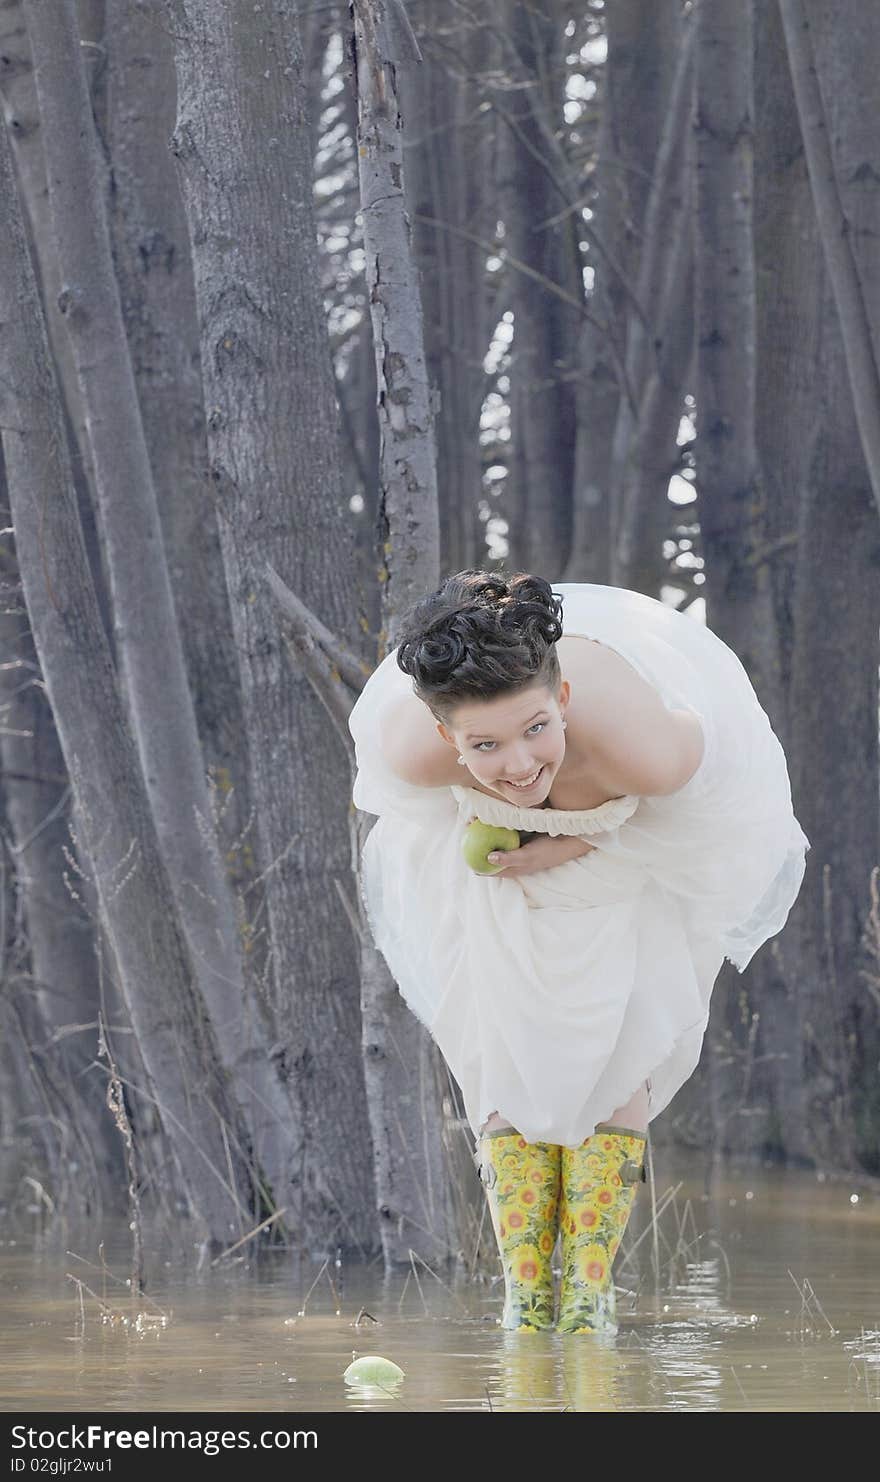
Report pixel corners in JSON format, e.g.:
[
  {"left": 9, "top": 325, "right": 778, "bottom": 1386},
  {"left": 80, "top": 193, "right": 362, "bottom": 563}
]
[
  {"left": 379, "top": 693, "right": 462, "bottom": 786},
  {"left": 487, "top": 833, "right": 596, "bottom": 874}
]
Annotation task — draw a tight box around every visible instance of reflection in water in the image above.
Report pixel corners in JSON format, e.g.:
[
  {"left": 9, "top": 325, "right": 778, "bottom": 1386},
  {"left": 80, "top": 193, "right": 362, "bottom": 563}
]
[
  {"left": 842, "top": 1327, "right": 880, "bottom": 1408},
  {"left": 485, "top": 1328, "right": 626, "bottom": 1412},
  {"left": 0, "top": 1157, "right": 878, "bottom": 1412},
  {"left": 638, "top": 1322, "right": 723, "bottom": 1410},
  {"left": 556, "top": 1331, "right": 622, "bottom": 1411},
  {"left": 490, "top": 1331, "right": 561, "bottom": 1411},
  {"left": 343, "top": 1377, "right": 406, "bottom": 1410}
]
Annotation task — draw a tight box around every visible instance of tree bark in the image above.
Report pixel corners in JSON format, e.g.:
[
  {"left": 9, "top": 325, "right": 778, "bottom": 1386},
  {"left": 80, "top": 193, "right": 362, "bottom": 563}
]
[
  {"left": 264, "top": 563, "right": 464, "bottom": 1265},
  {"left": 693, "top": 0, "right": 766, "bottom": 642},
  {"left": 778, "top": 0, "right": 880, "bottom": 518},
  {"left": 351, "top": 0, "right": 440, "bottom": 606},
  {"left": 103, "top": 0, "right": 283, "bottom": 1122},
  {"left": 0, "top": 0, "right": 113, "bottom": 650},
  {"left": 23, "top": 0, "right": 300, "bottom": 1216},
  {"left": 0, "top": 582, "right": 125, "bottom": 1208},
  {"left": 781, "top": 0, "right": 880, "bottom": 1168},
  {"left": 0, "top": 114, "right": 255, "bottom": 1244},
  {"left": 400, "top": 1, "right": 494, "bottom": 573},
  {"left": 0, "top": 529, "right": 124, "bottom": 1212},
  {"left": 567, "top": 0, "right": 680, "bottom": 585},
  {"left": 348, "top": 0, "right": 459, "bottom": 1262},
  {"left": 166, "top": 0, "right": 380, "bottom": 1255},
  {"left": 615, "top": 220, "right": 695, "bottom": 598},
  {"left": 693, "top": 0, "right": 793, "bottom": 1159},
  {"left": 324, "top": 31, "right": 382, "bottom": 606},
  {"left": 489, "top": 0, "right": 580, "bottom": 575},
  {"left": 784, "top": 284, "right": 880, "bottom": 1168},
  {"left": 610, "top": 10, "right": 696, "bottom": 593},
  {"left": 725, "top": 0, "right": 825, "bottom": 1165}
]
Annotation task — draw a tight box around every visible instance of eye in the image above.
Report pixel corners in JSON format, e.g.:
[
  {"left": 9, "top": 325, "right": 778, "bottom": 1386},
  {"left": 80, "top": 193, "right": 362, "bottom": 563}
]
[{"left": 473, "top": 720, "right": 547, "bottom": 753}]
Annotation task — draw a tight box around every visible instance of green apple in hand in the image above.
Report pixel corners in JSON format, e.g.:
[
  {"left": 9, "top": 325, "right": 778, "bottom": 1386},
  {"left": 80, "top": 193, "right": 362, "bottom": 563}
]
[{"left": 461, "top": 819, "right": 521, "bottom": 874}]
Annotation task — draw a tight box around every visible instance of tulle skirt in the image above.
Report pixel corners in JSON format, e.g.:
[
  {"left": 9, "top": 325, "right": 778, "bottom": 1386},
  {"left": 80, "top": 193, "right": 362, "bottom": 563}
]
[{"left": 347, "top": 583, "right": 809, "bottom": 1147}]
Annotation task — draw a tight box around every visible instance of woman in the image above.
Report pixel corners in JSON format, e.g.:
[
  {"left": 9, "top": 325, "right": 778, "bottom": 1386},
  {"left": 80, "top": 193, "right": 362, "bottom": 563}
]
[{"left": 347, "top": 570, "right": 809, "bottom": 1334}]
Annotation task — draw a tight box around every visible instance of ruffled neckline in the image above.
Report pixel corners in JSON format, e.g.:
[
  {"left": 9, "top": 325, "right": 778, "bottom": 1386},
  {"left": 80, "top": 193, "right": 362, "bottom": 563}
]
[{"left": 449, "top": 783, "right": 640, "bottom": 837}]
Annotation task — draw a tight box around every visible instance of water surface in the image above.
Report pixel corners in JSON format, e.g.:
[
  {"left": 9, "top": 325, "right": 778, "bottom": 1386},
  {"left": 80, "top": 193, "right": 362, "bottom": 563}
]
[{"left": 2, "top": 1157, "right": 877, "bottom": 1412}]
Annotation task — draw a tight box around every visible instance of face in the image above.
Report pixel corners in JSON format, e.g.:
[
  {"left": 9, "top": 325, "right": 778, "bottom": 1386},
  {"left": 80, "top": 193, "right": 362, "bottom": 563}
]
[{"left": 437, "top": 681, "right": 570, "bottom": 803}]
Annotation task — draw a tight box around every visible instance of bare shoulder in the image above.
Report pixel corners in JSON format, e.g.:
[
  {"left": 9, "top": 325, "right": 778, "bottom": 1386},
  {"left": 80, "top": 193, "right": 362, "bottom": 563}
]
[
  {"left": 559, "top": 635, "right": 705, "bottom": 797},
  {"left": 559, "top": 634, "right": 665, "bottom": 718},
  {"left": 557, "top": 635, "right": 666, "bottom": 758},
  {"left": 379, "top": 690, "right": 462, "bottom": 787}
]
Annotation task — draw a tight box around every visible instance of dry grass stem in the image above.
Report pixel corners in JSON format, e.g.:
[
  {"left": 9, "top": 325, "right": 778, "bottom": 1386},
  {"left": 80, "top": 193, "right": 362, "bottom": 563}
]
[
  {"left": 210, "top": 1207, "right": 287, "bottom": 1266},
  {"left": 787, "top": 1269, "right": 839, "bottom": 1338}
]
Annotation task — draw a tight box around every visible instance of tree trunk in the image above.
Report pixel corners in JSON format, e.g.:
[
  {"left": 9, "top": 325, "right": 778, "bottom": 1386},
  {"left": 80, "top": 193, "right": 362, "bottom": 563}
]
[
  {"left": 609, "top": 10, "right": 696, "bottom": 593},
  {"left": 349, "top": 0, "right": 459, "bottom": 1263},
  {"left": 615, "top": 224, "right": 695, "bottom": 599},
  {"left": 693, "top": 0, "right": 766, "bottom": 642},
  {"left": 166, "top": 0, "right": 379, "bottom": 1256},
  {"left": 782, "top": 0, "right": 880, "bottom": 1168},
  {"left": 735, "top": 0, "right": 824, "bottom": 1164},
  {"left": 0, "top": 0, "right": 113, "bottom": 651},
  {"left": 778, "top": 0, "right": 880, "bottom": 517},
  {"left": 327, "top": 34, "right": 382, "bottom": 605},
  {"left": 0, "top": 583, "right": 125, "bottom": 1208},
  {"left": 352, "top": 0, "right": 440, "bottom": 605},
  {"left": 299, "top": 0, "right": 339, "bottom": 170},
  {"left": 23, "top": 0, "right": 300, "bottom": 1215},
  {"left": 693, "top": 0, "right": 793, "bottom": 1159},
  {"left": 0, "top": 116, "right": 255, "bottom": 1244},
  {"left": 0, "top": 526, "right": 124, "bottom": 1212},
  {"left": 400, "top": 1, "right": 494, "bottom": 573},
  {"left": 103, "top": 0, "right": 281, "bottom": 1121},
  {"left": 567, "top": 0, "right": 680, "bottom": 584},
  {"left": 784, "top": 360, "right": 879, "bottom": 1169},
  {"left": 490, "top": 0, "right": 580, "bottom": 575}
]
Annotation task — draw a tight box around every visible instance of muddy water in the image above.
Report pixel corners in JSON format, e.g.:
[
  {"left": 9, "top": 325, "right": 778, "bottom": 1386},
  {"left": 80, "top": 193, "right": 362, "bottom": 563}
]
[{"left": 1, "top": 1156, "right": 878, "bottom": 1412}]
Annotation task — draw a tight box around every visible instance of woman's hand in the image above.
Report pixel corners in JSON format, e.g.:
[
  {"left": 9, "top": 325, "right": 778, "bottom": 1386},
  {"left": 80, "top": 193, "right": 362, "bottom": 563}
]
[{"left": 487, "top": 833, "right": 596, "bottom": 876}]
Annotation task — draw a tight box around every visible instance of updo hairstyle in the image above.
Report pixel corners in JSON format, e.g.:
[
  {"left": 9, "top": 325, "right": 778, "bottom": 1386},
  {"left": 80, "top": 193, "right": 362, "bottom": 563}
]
[{"left": 395, "top": 569, "right": 564, "bottom": 728}]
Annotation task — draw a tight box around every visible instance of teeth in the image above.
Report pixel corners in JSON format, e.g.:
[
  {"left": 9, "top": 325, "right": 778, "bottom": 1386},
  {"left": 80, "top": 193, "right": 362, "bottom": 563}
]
[{"left": 506, "top": 767, "right": 542, "bottom": 788}]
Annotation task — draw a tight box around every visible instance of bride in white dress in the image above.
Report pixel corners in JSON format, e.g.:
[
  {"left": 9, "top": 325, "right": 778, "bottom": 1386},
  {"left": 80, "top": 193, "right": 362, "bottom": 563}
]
[{"left": 347, "top": 570, "right": 809, "bottom": 1332}]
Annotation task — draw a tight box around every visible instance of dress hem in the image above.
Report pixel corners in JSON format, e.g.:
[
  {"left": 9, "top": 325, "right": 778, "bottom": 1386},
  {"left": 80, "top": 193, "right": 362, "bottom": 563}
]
[{"left": 472, "top": 1009, "right": 709, "bottom": 1150}]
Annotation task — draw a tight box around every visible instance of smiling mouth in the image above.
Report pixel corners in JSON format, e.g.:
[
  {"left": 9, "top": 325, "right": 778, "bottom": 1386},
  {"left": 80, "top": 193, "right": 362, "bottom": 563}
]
[{"left": 503, "top": 766, "right": 545, "bottom": 790}]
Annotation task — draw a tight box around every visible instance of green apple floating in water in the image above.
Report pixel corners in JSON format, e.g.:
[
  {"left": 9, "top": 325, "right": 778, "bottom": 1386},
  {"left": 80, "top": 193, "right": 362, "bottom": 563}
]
[
  {"left": 461, "top": 818, "right": 521, "bottom": 874},
  {"left": 343, "top": 1354, "right": 405, "bottom": 1385}
]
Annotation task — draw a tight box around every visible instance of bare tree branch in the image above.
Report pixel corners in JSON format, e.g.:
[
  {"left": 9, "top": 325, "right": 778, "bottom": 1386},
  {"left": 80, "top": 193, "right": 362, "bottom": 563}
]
[{"left": 265, "top": 563, "right": 369, "bottom": 694}]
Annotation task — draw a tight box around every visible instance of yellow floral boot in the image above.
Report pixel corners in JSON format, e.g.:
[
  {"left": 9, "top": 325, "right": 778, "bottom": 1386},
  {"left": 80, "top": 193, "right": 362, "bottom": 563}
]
[
  {"left": 475, "top": 1128, "right": 561, "bottom": 1331},
  {"left": 556, "top": 1123, "right": 647, "bottom": 1336}
]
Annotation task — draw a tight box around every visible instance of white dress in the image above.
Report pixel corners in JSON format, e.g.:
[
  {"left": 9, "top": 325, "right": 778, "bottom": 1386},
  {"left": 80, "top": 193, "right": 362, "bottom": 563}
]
[{"left": 347, "top": 582, "right": 810, "bottom": 1148}]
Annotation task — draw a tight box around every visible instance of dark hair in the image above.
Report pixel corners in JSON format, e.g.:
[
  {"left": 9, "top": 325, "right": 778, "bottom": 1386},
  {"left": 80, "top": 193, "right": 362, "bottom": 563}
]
[{"left": 395, "top": 569, "right": 564, "bottom": 727}]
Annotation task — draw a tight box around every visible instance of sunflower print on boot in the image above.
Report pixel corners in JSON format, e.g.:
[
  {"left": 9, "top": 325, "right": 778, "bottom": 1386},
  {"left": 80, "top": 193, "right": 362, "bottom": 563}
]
[
  {"left": 477, "top": 1131, "right": 561, "bottom": 1332},
  {"left": 556, "top": 1124, "right": 647, "bottom": 1336}
]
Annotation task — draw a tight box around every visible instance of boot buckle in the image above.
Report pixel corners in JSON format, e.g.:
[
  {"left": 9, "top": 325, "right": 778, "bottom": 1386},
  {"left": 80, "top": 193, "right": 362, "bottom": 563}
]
[
  {"left": 619, "top": 1157, "right": 646, "bottom": 1186},
  {"left": 472, "top": 1141, "right": 498, "bottom": 1187}
]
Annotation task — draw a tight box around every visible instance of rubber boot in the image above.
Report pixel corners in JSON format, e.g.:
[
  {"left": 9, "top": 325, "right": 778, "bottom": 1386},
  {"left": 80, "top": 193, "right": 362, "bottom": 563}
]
[
  {"left": 474, "top": 1128, "right": 561, "bottom": 1331},
  {"left": 556, "top": 1123, "right": 647, "bottom": 1335}
]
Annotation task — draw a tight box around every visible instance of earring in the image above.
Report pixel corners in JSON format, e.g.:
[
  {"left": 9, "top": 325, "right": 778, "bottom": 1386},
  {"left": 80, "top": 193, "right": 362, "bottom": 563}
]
[{"left": 457, "top": 755, "right": 467, "bottom": 765}]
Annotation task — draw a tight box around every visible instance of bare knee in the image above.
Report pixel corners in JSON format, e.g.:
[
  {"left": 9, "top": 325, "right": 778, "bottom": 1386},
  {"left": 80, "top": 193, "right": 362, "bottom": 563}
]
[{"left": 603, "top": 1080, "right": 650, "bottom": 1133}]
